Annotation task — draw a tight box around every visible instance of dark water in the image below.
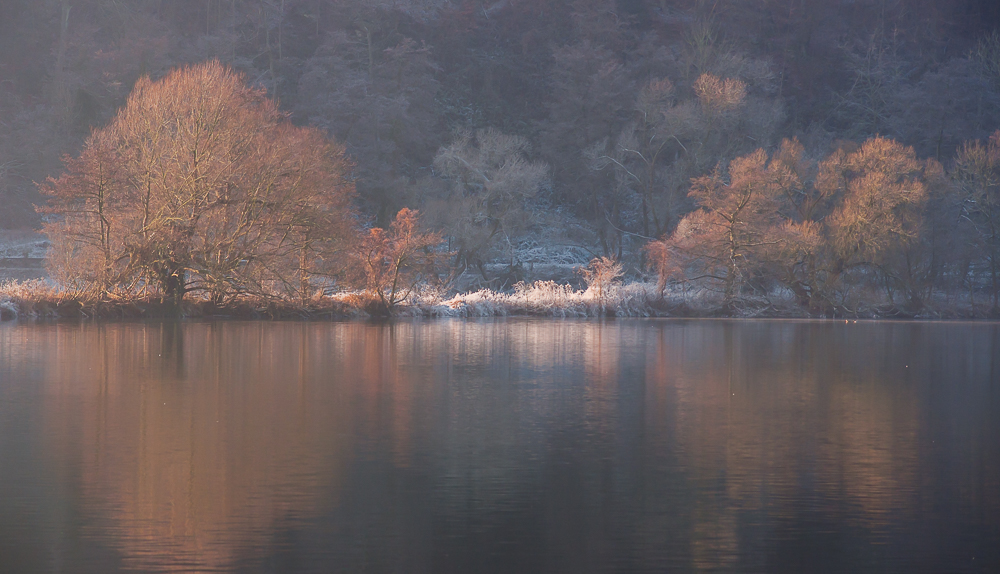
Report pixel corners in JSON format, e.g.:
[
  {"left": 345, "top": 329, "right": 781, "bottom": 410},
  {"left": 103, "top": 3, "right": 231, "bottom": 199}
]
[{"left": 0, "top": 319, "right": 998, "bottom": 573}]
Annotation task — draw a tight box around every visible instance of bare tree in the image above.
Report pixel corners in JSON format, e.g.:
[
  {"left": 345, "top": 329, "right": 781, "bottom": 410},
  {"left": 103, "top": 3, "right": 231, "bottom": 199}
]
[
  {"left": 648, "top": 148, "right": 789, "bottom": 307},
  {"left": 40, "top": 61, "right": 356, "bottom": 305},
  {"left": 833, "top": 29, "right": 904, "bottom": 139},
  {"left": 431, "top": 128, "right": 549, "bottom": 278},
  {"left": 578, "top": 256, "right": 623, "bottom": 308},
  {"left": 608, "top": 78, "right": 685, "bottom": 238},
  {"left": 954, "top": 131, "right": 1000, "bottom": 310},
  {"left": 354, "top": 207, "right": 443, "bottom": 314},
  {"left": 37, "top": 126, "right": 124, "bottom": 296},
  {"left": 973, "top": 30, "right": 1000, "bottom": 92}
]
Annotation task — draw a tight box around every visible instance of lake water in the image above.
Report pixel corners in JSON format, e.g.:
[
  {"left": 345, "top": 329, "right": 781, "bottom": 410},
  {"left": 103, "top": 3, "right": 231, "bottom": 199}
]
[{"left": 0, "top": 319, "right": 997, "bottom": 573}]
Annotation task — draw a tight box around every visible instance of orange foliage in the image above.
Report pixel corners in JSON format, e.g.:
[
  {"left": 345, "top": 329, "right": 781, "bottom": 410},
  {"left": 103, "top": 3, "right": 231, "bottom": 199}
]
[
  {"left": 693, "top": 73, "right": 747, "bottom": 115},
  {"left": 648, "top": 136, "right": 937, "bottom": 311},
  {"left": 355, "top": 208, "right": 443, "bottom": 313},
  {"left": 39, "top": 61, "right": 355, "bottom": 303}
]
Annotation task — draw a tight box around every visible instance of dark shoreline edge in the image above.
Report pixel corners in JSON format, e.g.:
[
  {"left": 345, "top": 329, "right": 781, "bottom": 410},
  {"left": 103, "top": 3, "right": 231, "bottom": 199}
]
[{"left": 2, "top": 296, "right": 997, "bottom": 322}]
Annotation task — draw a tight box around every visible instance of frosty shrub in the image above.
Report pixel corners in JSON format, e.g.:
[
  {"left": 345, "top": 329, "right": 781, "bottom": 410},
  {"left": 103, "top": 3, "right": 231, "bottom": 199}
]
[{"left": 578, "top": 257, "right": 624, "bottom": 306}]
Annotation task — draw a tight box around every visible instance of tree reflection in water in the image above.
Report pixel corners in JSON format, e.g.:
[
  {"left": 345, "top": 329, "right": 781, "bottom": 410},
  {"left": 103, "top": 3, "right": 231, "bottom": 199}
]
[{"left": 0, "top": 319, "right": 996, "bottom": 573}]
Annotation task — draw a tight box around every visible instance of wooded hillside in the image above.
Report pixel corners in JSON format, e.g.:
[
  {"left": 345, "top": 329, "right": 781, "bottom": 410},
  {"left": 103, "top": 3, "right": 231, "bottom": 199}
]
[{"left": 3, "top": 1, "right": 1000, "bottom": 314}]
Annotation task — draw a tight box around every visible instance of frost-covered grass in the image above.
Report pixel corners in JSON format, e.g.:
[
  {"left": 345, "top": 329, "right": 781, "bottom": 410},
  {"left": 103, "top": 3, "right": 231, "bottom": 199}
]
[
  {"left": 0, "top": 278, "right": 671, "bottom": 320},
  {"left": 411, "top": 280, "right": 665, "bottom": 317},
  {"left": 0, "top": 278, "right": 72, "bottom": 319}
]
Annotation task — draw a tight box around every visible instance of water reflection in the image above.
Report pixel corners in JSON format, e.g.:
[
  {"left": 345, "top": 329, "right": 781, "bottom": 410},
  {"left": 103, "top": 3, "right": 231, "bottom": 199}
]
[{"left": 0, "top": 319, "right": 997, "bottom": 573}]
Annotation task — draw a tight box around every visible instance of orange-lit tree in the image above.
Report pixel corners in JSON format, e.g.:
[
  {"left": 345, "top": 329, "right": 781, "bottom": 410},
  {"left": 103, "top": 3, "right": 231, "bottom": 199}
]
[
  {"left": 647, "top": 148, "right": 788, "bottom": 307},
  {"left": 648, "top": 137, "right": 932, "bottom": 312},
  {"left": 40, "top": 61, "right": 356, "bottom": 304},
  {"left": 355, "top": 208, "right": 443, "bottom": 314}
]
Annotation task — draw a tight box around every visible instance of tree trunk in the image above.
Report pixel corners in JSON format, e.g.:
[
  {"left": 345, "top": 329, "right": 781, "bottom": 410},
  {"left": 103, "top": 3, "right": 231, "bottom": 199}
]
[
  {"left": 299, "top": 243, "right": 310, "bottom": 300},
  {"left": 158, "top": 263, "right": 185, "bottom": 308}
]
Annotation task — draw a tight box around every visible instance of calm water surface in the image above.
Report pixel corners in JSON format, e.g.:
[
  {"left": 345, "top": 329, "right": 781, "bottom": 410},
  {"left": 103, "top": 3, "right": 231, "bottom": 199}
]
[{"left": 0, "top": 319, "right": 998, "bottom": 573}]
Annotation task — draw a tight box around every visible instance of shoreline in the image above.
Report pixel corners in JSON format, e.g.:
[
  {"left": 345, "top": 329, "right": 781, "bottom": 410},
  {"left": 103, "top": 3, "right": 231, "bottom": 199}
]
[{"left": 2, "top": 282, "right": 997, "bottom": 322}]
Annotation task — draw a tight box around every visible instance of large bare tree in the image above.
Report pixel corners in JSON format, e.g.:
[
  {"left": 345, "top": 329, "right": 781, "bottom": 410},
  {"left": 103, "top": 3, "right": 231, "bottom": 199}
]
[{"left": 40, "top": 61, "right": 356, "bottom": 304}]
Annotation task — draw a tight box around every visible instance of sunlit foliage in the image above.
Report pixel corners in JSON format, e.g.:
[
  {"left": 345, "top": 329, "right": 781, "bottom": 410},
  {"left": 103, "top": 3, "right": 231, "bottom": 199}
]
[
  {"left": 39, "top": 61, "right": 356, "bottom": 304},
  {"left": 354, "top": 208, "right": 443, "bottom": 313}
]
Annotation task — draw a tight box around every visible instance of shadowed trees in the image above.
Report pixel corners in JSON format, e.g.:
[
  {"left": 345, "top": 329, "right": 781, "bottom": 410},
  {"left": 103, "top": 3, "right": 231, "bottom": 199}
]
[
  {"left": 40, "top": 61, "right": 356, "bottom": 304},
  {"left": 429, "top": 128, "right": 549, "bottom": 278},
  {"left": 297, "top": 30, "right": 442, "bottom": 222},
  {"left": 577, "top": 22, "right": 784, "bottom": 256},
  {"left": 954, "top": 131, "right": 1000, "bottom": 310}
]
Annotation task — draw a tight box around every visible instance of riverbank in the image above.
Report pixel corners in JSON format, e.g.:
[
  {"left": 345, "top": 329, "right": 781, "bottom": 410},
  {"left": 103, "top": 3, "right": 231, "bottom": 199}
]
[{"left": 2, "top": 278, "right": 996, "bottom": 321}]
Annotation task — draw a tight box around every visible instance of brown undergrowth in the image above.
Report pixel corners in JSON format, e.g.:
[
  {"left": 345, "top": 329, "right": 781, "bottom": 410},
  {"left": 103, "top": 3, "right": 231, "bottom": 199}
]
[{"left": 0, "top": 280, "right": 366, "bottom": 320}]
